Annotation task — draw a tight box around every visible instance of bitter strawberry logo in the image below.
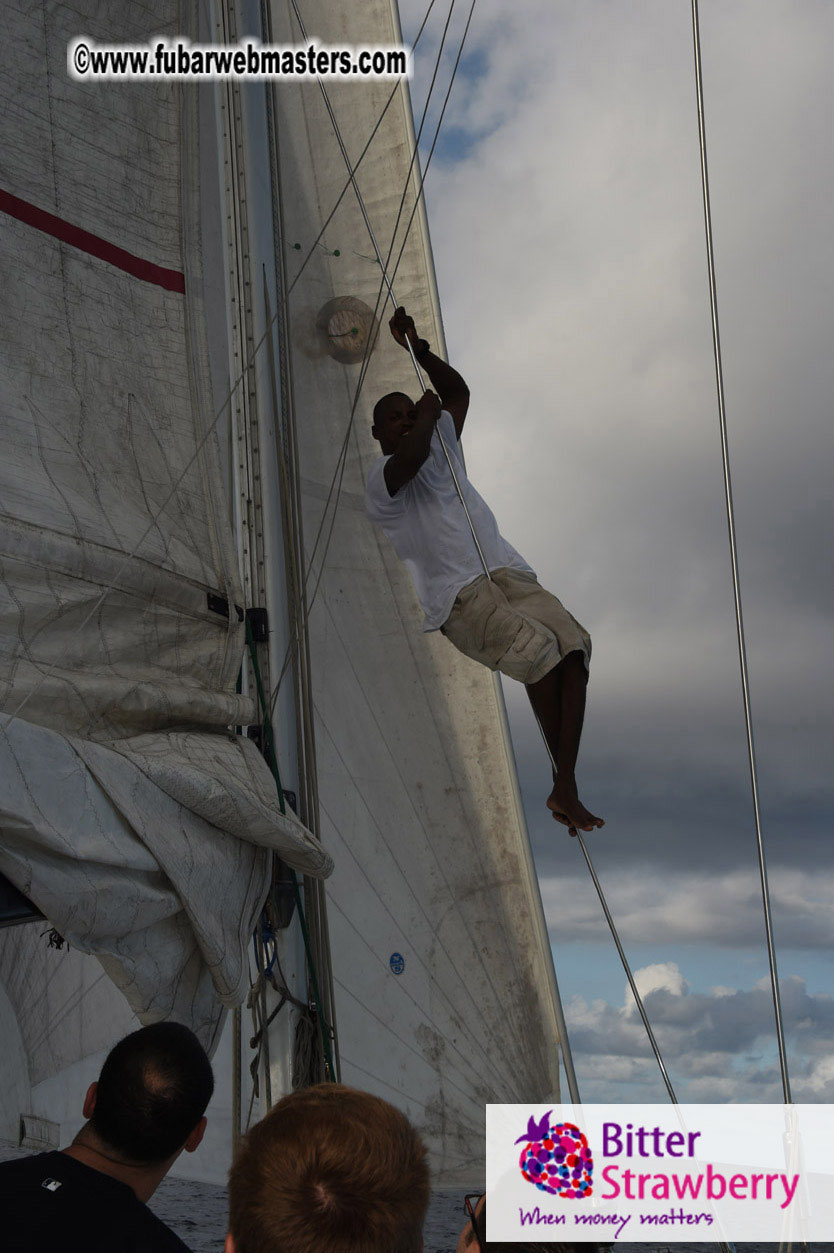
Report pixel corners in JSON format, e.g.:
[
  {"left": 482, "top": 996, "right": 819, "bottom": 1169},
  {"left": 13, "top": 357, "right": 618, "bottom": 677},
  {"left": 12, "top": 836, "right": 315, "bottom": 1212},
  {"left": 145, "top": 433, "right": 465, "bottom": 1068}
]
[{"left": 516, "top": 1112, "right": 593, "bottom": 1198}]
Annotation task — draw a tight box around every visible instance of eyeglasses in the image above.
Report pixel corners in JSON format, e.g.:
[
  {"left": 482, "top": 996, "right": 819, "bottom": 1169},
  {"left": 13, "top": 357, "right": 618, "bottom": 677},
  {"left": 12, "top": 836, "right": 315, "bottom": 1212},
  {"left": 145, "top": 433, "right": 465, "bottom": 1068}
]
[{"left": 464, "top": 1193, "right": 486, "bottom": 1250}]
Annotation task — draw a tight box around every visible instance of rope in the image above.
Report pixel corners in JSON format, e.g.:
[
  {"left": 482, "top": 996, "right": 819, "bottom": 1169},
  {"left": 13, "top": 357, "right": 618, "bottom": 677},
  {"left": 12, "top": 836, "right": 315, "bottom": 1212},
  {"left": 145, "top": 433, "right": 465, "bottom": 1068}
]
[
  {"left": 286, "top": 0, "right": 596, "bottom": 1115},
  {"left": 285, "top": 0, "right": 594, "bottom": 1116},
  {"left": 245, "top": 921, "right": 322, "bottom": 1112},
  {"left": 536, "top": 709, "right": 740, "bottom": 1250},
  {"left": 244, "top": 619, "right": 337, "bottom": 1080},
  {"left": 281, "top": 0, "right": 685, "bottom": 1127},
  {"left": 245, "top": 946, "right": 275, "bottom": 1124},
  {"left": 260, "top": 917, "right": 323, "bottom": 1090},
  {"left": 690, "top": 0, "right": 791, "bottom": 1104}
]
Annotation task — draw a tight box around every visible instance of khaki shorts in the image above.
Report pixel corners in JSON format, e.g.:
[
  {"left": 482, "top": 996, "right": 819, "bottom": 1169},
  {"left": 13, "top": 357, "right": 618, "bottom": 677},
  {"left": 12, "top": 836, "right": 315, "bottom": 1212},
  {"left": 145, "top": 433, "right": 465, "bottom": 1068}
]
[{"left": 440, "top": 567, "right": 591, "bottom": 685}]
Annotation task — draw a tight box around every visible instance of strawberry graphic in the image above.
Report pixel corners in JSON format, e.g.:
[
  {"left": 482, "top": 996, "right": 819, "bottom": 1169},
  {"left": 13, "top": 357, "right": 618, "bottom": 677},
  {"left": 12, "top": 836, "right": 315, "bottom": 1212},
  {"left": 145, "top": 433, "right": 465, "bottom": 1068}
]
[{"left": 517, "top": 1116, "right": 593, "bottom": 1198}]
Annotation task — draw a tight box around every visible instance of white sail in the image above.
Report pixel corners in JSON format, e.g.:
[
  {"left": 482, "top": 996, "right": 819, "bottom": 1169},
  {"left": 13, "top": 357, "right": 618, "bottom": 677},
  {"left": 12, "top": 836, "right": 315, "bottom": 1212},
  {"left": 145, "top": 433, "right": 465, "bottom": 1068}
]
[{"left": 0, "top": 0, "right": 567, "bottom": 1190}]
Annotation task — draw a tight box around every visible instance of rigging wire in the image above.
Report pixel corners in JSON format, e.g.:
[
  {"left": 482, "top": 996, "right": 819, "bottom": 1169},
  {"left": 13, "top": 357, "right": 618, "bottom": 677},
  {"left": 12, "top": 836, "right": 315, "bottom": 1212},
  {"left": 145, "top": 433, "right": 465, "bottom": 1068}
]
[
  {"left": 277, "top": 0, "right": 458, "bottom": 610},
  {"left": 268, "top": 0, "right": 473, "bottom": 707},
  {"left": 373, "top": 3, "right": 733, "bottom": 1118},
  {"left": 290, "top": 0, "right": 490, "bottom": 580},
  {"left": 251, "top": 2, "right": 499, "bottom": 1101},
  {"left": 575, "top": 831, "right": 677, "bottom": 1103},
  {"left": 288, "top": 0, "right": 599, "bottom": 1110},
  {"left": 530, "top": 707, "right": 675, "bottom": 1104},
  {"left": 266, "top": 6, "right": 560, "bottom": 1098},
  {"left": 284, "top": 0, "right": 441, "bottom": 299},
  {"left": 690, "top": 0, "right": 792, "bottom": 1105},
  {"left": 293, "top": 0, "right": 693, "bottom": 1115},
  {"left": 254, "top": 2, "right": 458, "bottom": 1086},
  {"left": 283, "top": 1, "right": 599, "bottom": 1119},
  {"left": 283, "top": 0, "right": 594, "bottom": 1108}
]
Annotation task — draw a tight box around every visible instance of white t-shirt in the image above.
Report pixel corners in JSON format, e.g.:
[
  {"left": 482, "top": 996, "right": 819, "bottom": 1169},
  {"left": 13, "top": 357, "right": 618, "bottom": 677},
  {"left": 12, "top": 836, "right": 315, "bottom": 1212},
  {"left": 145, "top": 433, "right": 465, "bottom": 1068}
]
[{"left": 364, "top": 410, "right": 533, "bottom": 630}]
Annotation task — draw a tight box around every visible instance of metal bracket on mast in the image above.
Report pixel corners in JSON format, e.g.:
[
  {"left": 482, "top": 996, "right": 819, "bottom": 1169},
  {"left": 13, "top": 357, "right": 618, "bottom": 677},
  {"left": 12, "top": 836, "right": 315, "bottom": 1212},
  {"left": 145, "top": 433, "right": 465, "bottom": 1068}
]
[
  {"left": 245, "top": 606, "right": 269, "bottom": 644},
  {"left": 207, "top": 592, "right": 244, "bottom": 620}
]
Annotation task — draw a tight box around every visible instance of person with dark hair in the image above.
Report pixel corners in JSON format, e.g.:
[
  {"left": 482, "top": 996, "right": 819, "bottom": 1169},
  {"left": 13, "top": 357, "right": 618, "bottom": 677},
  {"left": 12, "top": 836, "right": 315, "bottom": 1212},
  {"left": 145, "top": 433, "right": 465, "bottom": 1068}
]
[
  {"left": 1, "top": 1021, "right": 214, "bottom": 1252},
  {"left": 226, "top": 1082, "right": 430, "bottom": 1253},
  {"left": 458, "top": 1193, "right": 599, "bottom": 1253},
  {"left": 366, "top": 307, "right": 603, "bottom": 838}
]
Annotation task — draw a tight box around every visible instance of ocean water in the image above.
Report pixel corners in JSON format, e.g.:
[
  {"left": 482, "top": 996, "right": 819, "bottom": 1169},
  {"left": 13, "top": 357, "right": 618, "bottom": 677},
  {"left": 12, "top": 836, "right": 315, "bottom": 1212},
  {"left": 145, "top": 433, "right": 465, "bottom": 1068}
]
[
  {"left": 4, "top": 1143, "right": 830, "bottom": 1251},
  {"left": 149, "top": 1174, "right": 471, "bottom": 1251}
]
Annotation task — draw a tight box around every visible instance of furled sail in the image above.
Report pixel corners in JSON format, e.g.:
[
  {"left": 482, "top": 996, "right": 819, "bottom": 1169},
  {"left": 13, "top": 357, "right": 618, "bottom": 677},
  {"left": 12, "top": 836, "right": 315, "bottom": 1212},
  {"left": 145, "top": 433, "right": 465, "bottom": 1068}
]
[{"left": 0, "top": 0, "right": 330, "bottom": 1100}]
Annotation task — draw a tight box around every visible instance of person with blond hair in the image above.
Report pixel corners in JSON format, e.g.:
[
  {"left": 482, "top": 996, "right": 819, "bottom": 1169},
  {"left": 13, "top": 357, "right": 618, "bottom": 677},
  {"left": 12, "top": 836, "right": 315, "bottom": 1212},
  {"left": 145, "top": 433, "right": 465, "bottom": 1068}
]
[{"left": 226, "top": 1083, "right": 429, "bottom": 1253}]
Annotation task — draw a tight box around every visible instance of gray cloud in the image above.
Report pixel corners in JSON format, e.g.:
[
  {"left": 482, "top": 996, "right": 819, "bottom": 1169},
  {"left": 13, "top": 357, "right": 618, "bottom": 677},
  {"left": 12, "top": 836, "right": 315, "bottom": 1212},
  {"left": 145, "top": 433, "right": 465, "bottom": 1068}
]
[
  {"left": 402, "top": 0, "right": 834, "bottom": 811},
  {"left": 566, "top": 963, "right": 834, "bottom": 1102},
  {"left": 540, "top": 867, "right": 834, "bottom": 951},
  {"left": 396, "top": 0, "right": 834, "bottom": 1093}
]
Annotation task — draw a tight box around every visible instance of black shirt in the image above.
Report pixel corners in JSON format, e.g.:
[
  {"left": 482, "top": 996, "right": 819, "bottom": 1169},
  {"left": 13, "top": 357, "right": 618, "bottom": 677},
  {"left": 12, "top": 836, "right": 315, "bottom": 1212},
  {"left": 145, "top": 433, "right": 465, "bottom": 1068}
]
[{"left": 0, "top": 1151, "right": 191, "bottom": 1252}]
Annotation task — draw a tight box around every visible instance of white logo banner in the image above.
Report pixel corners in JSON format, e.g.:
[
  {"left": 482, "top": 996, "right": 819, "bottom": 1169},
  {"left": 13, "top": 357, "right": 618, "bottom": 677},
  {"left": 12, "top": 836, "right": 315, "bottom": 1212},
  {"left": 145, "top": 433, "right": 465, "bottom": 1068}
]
[{"left": 486, "top": 1104, "right": 834, "bottom": 1242}]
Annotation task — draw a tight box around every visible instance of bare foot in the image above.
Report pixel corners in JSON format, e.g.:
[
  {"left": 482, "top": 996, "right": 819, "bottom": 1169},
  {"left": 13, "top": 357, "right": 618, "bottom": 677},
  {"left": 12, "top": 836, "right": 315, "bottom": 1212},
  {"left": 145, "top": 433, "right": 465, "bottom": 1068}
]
[
  {"left": 549, "top": 810, "right": 578, "bottom": 838},
  {"left": 547, "top": 776, "right": 604, "bottom": 836}
]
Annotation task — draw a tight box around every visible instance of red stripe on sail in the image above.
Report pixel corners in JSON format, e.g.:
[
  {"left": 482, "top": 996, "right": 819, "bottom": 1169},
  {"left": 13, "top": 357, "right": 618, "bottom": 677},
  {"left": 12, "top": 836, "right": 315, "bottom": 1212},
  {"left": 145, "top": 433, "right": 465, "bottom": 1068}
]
[{"left": 0, "top": 188, "right": 185, "bottom": 294}]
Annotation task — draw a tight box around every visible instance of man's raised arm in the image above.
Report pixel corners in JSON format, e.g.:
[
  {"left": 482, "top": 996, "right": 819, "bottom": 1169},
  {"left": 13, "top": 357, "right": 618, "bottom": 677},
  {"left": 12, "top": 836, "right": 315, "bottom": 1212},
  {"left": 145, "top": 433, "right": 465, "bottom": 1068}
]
[
  {"left": 382, "top": 390, "right": 442, "bottom": 497},
  {"left": 390, "top": 307, "right": 470, "bottom": 437}
]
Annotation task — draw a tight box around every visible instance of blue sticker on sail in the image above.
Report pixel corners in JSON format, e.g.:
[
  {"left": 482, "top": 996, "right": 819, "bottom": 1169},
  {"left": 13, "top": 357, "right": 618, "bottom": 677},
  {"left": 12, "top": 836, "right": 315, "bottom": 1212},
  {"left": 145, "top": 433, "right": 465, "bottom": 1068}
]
[{"left": 389, "top": 952, "right": 405, "bottom": 975}]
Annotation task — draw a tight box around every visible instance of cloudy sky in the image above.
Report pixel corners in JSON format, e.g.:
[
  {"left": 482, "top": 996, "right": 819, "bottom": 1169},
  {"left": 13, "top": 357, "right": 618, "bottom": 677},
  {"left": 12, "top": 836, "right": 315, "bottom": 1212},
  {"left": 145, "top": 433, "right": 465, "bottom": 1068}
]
[{"left": 398, "top": 0, "right": 834, "bottom": 1103}]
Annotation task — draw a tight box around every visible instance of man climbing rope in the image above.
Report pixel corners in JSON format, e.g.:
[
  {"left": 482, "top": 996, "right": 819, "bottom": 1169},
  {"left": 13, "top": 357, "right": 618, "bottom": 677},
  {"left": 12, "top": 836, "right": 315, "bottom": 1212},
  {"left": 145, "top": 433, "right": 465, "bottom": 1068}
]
[{"left": 365, "top": 307, "right": 603, "bottom": 837}]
